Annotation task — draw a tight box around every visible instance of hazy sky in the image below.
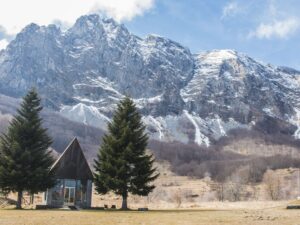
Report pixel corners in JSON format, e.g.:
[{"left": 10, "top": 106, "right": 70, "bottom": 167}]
[{"left": 0, "top": 0, "right": 299, "bottom": 69}]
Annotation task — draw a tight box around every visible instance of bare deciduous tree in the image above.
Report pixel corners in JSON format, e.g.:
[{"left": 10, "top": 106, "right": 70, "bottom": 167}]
[
  {"left": 216, "top": 182, "right": 225, "bottom": 202},
  {"left": 173, "top": 189, "right": 182, "bottom": 208},
  {"left": 225, "top": 172, "right": 245, "bottom": 201},
  {"left": 263, "top": 170, "right": 281, "bottom": 200}
]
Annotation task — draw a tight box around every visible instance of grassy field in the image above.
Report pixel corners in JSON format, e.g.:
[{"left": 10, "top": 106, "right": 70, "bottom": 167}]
[{"left": 1, "top": 205, "right": 300, "bottom": 225}]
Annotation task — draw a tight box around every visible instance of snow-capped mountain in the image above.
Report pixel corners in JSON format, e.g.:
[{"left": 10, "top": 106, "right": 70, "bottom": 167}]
[{"left": 0, "top": 14, "right": 300, "bottom": 146}]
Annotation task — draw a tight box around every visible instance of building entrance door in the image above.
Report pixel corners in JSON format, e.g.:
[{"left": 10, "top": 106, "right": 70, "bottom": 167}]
[{"left": 64, "top": 187, "right": 75, "bottom": 205}]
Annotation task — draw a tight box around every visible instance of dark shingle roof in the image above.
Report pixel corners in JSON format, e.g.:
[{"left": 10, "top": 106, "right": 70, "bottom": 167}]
[{"left": 51, "top": 138, "right": 93, "bottom": 180}]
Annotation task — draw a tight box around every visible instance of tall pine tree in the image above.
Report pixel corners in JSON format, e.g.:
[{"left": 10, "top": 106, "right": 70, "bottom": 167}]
[
  {"left": 94, "top": 97, "right": 159, "bottom": 210},
  {"left": 0, "top": 88, "right": 56, "bottom": 209}
]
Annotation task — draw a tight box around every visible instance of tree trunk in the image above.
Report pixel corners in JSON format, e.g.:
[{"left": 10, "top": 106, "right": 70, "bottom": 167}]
[
  {"left": 16, "top": 191, "right": 23, "bottom": 209},
  {"left": 121, "top": 194, "right": 128, "bottom": 210}
]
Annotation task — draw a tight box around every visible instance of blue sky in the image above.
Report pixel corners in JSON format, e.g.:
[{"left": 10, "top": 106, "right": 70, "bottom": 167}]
[
  {"left": 0, "top": 0, "right": 299, "bottom": 69},
  {"left": 124, "top": 0, "right": 300, "bottom": 69}
]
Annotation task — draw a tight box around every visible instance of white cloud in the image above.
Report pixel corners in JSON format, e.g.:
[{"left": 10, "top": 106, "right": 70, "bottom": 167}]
[
  {"left": 249, "top": 17, "right": 300, "bottom": 39},
  {"left": 222, "top": 2, "right": 240, "bottom": 19},
  {"left": 0, "top": 0, "right": 155, "bottom": 35},
  {"left": 91, "top": 0, "right": 154, "bottom": 22},
  {"left": 0, "top": 39, "right": 9, "bottom": 50}
]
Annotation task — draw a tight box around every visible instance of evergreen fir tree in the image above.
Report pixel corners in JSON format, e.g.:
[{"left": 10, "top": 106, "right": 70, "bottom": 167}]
[
  {"left": 0, "top": 88, "right": 56, "bottom": 209},
  {"left": 94, "top": 97, "right": 159, "bottom": 210}
]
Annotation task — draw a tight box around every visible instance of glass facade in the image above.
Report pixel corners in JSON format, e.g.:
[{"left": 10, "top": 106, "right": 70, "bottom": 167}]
[
  {"left": 65, "top": 179, "right": 76, "bottom": 188},
  {"left": 81, "top": 180, "right": 88, "bottom": 203},
  {"left": 76, "top": 180, "right": 82, "bottom": 203},
  {"left": 51, "top": 179, "right": 64, "bottom": 203},
  {"left": 47, "top": 179, "right": 91, "bottom": 207}
]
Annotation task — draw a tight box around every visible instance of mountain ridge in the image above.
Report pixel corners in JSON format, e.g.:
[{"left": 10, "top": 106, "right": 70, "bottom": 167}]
[{"left": 0, "top": 14, "right": 300, "bottom": 146}]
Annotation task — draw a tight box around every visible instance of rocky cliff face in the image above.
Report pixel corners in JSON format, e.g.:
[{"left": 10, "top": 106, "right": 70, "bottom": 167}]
[{"left": 0, "top": 14, "right": 300, "bottom": 146}]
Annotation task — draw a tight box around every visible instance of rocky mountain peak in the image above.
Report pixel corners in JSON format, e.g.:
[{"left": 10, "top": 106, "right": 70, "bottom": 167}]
[
  {"left": 21, "top": 23, "right": 40, "bottom": 33},
  {"left": 69, "top": 14, "right": 130, "bottom": 42}
]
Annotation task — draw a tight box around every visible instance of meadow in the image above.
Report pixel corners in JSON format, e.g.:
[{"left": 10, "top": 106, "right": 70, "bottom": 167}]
[{"left": 0, "top": 203, "right": 299, "bottom": 225}]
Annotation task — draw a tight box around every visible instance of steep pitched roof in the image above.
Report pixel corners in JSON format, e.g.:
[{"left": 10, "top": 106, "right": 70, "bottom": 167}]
[{"left": 51, "top": 138, "right": 93, "bottom": 180}]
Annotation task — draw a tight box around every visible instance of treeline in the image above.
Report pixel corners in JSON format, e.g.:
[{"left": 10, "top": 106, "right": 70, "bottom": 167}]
[
  {"left": 149, "top": 128, "right": 300, "bottom": 183},
  {"left": 216, "top": 127, "right": 300, "bottom": 150}
]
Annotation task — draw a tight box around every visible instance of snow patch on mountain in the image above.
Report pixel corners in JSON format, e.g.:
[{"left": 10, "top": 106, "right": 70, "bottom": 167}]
[
  {"left": 74, "top": 76, "right": 123, "bottom": 97},
  {"left": 200, "top": 49, "right": 237, "bottom": 64},
  {"left": 143, "top": 115, "right": 165, "bottom": 140},
  {"left": 290, "top": 108, "right": 300, "bottom": 139},
  {"left": 134, "top": 94, "right": 163, "bottom": 109},
  {"left": 142, "top": 114, "right": 191, "bottom": 144},
  {"left": 73, "top": 97, "right": 105, "bottom": 104},
  {"left": 216, "top": 116, "right": 226, "bottom": 136},
  {"left": 181, "top": 50, "right": 238, "bottom": 102},
  {"left": 60, "top": 103, "right": 110, "bottom": 128},
  {"left": 184, "top": 110, "right": 210, "bottom": 147}
]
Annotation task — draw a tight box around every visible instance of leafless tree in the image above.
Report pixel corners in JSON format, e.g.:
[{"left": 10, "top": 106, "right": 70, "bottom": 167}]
[
  {"left": 173, "top": 189, "right": 182, "bottom": 208},
  {"left": 225, "top": 172, "right": 244, "bottom": 201},
  {"left": 216, "top": 182, "right": 225, "bottom": 202},
  {"left": 263, "top": 170, "right": 281, "bottom": 200}
]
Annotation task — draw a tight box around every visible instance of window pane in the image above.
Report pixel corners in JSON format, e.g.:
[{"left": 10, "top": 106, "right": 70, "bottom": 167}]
[
  {"left": 64, "top": 188, "right": 70, "bottom": 203},
  {"left": 82, "top": 181, "right": 87, "bottom": 202},
  {"left": 69, "top": 188, "right": 75, "bottom": 203},
  {"left": 65, "top": 179, "right": 76, "bottom": 187},
  {"left": 52, "top": 179, "right": 63, "bottom": 201},
  {"left": 76, "top": 180, "right": 82, "bottom": 202}
]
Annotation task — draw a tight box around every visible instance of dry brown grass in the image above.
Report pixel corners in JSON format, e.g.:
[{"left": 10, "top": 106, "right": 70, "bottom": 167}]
[
  {"left": 0, "top": 205, "right": 299, "bottom": 225},
  {"left": 3, "top": 164, "right": 300, "bottom": 225}
]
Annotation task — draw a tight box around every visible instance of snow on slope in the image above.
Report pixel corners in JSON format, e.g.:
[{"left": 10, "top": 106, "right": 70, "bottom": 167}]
[
  {"left": 184, "top": 110, "right": 210, "bottom": 147},
  {"left": 134, "top": 94, "right": 163, "bottom": 109},
  {"left": 181, "top": 50, "right": 238, "bottom": 102},
  {"left": 60, "top": 103, "right": 110, "bottom": 128},
  {"left": 290, "top": 108, "right": 300, "bottom": 139}
]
